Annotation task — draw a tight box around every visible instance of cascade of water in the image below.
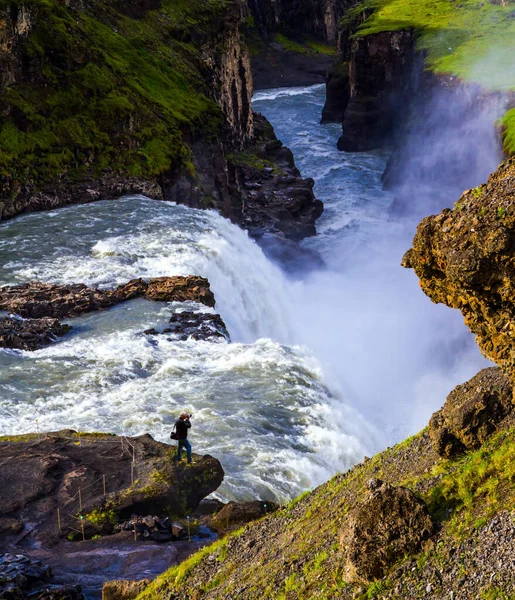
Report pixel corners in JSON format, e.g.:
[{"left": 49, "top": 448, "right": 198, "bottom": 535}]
[{"left": 0, "top": 197, "right": 373, "bottom": 502}]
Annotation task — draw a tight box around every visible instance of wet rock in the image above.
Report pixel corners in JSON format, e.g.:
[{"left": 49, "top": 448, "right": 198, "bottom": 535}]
[
  {"left": 102, "top": 579, "right": 151, "bottom": 600},
  {"left": 0, "top": 553, "right": 84, "bottom": 600},
  {"left": 0, "top": 316, "right": 71, "bottom": 350},
  {"left": 0, "top": 276, "right": 215, "bottom": 320},
  {"left": 144, "top": 277, "right": 215, "bottom": 307},
  {"left": 339, "top": 479, "right": 434, "bottom": 583},
  {"left": 403, "top": 157, "right": 515, "bottom": 381},
  {"left": 145, "top": 312, "right": 229, "bottom": 342},
  {"left": 321, "top": 61, "right": 350, "bottom": 124},
  {"left": 0, "top": 431, "right": 223, "bottom": 547},
  {"left": 429, "top": 367, "right": 513, "bottom": 458}
]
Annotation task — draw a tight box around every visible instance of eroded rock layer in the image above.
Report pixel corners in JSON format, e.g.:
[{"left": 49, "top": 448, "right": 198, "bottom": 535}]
[{"left": 403, "top": 158, "right": 515, "bottom": 380}]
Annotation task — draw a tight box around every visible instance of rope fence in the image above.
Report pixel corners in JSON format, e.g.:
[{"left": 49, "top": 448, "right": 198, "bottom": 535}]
[{"left": 4, "top": 425, "right": 201, "bottom": 543}]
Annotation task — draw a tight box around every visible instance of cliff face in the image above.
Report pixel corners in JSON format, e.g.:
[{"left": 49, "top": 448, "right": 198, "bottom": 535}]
[
  {"left": 403, "top": 157, "right": 515, "bottom": 382},
  {"left": 245, "top": 0, "right": 344, "bottom": 89},
  {"left": 336, "top": 30, "right": 415, "bottom": 151},
  {"left": 0, "top": 0, "right": 321, "bottom": 240}
]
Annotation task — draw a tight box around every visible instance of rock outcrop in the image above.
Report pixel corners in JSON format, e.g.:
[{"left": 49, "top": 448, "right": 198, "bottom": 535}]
[
  {"left": 337, "top": 31, "right": 415, "bottom": 151},
  {"left": 145, "top": 312, "right": 230, "bottom": 342},
  {"left": 0, "top": 316, "right": 71, "bottom": 351},
  {"left": 429, "top": 368, "right": 513, "bottom": 459},
  {"left": 0, "top": 277, "right": 215, "bottom": 319},
  {"left": 339, "top": 479, "right": 434, "bottom": 584},
  {"left": 402, "top": 158, "right": 515, "bottom": 380},
  {"left": 321, "top": 61, "right": 350, "bottom": 124},
  {"left": 0, "top": 431, "right": 224, "bottom": 548}
]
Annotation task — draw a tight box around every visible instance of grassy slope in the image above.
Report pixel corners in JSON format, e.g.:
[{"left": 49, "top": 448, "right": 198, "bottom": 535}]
[
  {"left": 0, "top": 0, "right": 228, "bottom": 191},
  {"left": 137, "top": 418, "right": 515, "bottom": 599},
  {"left": 343, "top": 0, "right": 515, "bottom": 154}
]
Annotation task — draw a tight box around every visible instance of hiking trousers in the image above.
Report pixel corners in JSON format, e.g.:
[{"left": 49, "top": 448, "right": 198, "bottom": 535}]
[{"left": 177, "top": 439, "right": 192, "bottom": 463}]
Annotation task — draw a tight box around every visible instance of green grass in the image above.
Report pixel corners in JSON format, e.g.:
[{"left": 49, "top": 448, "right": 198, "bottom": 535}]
[
  {"left": 424, "top": 429, "right": 515, "bottom": 535},
  {"left": 344, "top": 0, "right": 515, "bottom": 91},
  {"left": 499, "top": 109, "right": 515, "bottom": 156},
  {"left": 273, "top": 33, "right": 337, "bottom": 56},
  {"left": 0, "top": 0, "right": 226, "bottom": 194}
]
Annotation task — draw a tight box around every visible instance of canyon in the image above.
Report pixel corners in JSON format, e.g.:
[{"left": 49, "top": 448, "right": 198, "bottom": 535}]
[{"left": 1, "top": 0, "right": 515, "bottom": 598}]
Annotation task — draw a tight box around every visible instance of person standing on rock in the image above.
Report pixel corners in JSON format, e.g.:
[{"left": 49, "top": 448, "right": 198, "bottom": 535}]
[{"left": 173, "top": 412, "right": 193, "bottom": 464}]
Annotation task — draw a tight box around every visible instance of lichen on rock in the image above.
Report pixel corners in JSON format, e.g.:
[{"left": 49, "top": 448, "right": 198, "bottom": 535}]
[
  {"left": 403, "top": 157, "right": 515, "bottom": 381},
  {"left": 429, "top": 367, "right": 513, "bottom": 458}
]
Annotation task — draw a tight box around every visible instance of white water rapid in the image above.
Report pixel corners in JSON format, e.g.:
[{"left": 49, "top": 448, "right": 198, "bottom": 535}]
[{"left": 0, "top": 84, "right": 496, "bottom": 502}]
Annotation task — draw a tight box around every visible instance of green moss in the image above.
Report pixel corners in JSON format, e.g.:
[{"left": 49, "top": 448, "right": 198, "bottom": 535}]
[
  {"left": 0, "top": 0, "right": 226, "bottom": 194},
  {"left": 85, "top": 507, "right": 117, "bottom": 527},
  {"left": 499, "top": 109, "right": 515, "bottom": 157},
  {"left": 273, "top": 33, "right": 336, "bottom": 56},
  {"left": 345, "top": 0, "right": 515, "bottom": 90}
]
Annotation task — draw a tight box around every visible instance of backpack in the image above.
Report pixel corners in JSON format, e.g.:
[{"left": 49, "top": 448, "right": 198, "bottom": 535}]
[{"left": 170, "top": 424, "right": 178, "bottom": 440}]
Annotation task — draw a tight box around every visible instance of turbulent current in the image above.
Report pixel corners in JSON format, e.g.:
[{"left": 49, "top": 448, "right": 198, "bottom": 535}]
[{"left": 0, "top": 85, "right": 491, "bottom": 502}]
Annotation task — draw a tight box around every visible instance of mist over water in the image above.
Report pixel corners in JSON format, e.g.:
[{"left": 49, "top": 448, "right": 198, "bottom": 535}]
[
  {"left": 0, "top": 83, "right": 500, "bottom": 501},
  {"left": 253, "top": 83, "right": 495, "bottom": 442}
]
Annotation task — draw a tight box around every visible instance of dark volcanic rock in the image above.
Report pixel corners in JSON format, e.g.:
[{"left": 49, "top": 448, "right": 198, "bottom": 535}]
[
  {"left": 237, "top": 114, "right": 324, "bottom": 241},
  {"left": 0, "top": 276, "right": 215, "bottom": 320},
  {"left": 145, "top": 312, "right": 229, "bottom": 342},
  {"left": 0, "top": 553, "right": 84, "bottom": 600},
  {"left": 321, "top": 61, "right": 349, "bottom": 124},
  {"left": 0, "top": 316, "right": 71, "bottom": 350},
  {"left": 0, "top": 431, "right": 224, "bottom": 548},
  {"left": 337, "top": 31, "right": 415, "bottom": 152},
  {"left": 429, "top": 368, "right": 513, "bottom": 459},
  {"left": 339, "top": 479, "right": 434, "bottom": 583}
]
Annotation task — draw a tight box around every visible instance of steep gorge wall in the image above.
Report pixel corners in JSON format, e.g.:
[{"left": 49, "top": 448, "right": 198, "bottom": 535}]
[{"left": 0, "top": 0, "right": 321, "bottom": 240}]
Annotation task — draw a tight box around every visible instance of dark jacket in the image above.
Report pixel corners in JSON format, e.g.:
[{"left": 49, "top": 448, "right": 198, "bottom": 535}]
[{"left": 174, "top": 418, "right": 191, "bottom": 440}]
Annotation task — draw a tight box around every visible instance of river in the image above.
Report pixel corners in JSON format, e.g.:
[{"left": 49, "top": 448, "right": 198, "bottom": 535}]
[{"left": 0, "top": 84, "right": 490, "bottom": 502}]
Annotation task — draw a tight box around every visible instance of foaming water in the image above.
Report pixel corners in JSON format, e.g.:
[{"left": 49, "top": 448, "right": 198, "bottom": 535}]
[
  {"left": 253, "top": 85, "right": 491, "bottom": 442},
  {"left": 0, "top": 84, "right": 497, "bottom": 501},
  {"left": 0, "top": 199, "right": 371, "bottom": 502}
]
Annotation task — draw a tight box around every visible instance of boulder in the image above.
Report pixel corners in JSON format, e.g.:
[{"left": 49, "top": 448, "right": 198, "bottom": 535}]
[
  {"left": 0, "top": 316, "right": 71, "bottom": 350},
  {"left": 145, "top": 312, "right": 229, "bottom": 342},
  {"left": 102, "top": 579, "right": 151, "bottom": 600},
  {"left": 0, "top": 431, "right": 224, "bottom": 547},
  {"left": 144, "top": 277, "right": 215, "bottom": 307},
  {"left": 207, "top": 500, "right": 279, "bottom": 533},
  {"left": 339, "top": 479, "right": 434, "bottom": 584},
  {"left": 429, "top": 367, "right": 513, "bottom": 458}
]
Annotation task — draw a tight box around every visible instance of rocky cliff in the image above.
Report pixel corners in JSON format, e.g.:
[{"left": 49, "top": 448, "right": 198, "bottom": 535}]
[
  {"left": 403, "top": 157, "right": 515, "bottom": 382},
  {"left": 245, "top": 0, "right": 344, "bottom": 89},
  {"left": 0, "top": 0, "right": 321, "bottom": 240}
]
